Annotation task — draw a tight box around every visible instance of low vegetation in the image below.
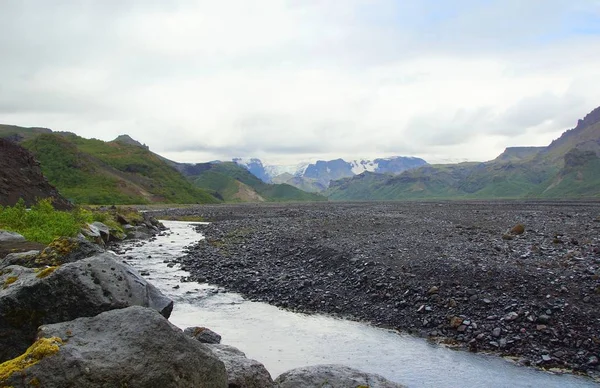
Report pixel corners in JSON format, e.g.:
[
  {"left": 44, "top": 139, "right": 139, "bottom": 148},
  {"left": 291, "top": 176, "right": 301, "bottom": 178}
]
[
  {"left": 0, "top": 198, "right": 139, "bottom": 244},
  {"left": 20, "top": 133, "right": 219, "bottom": 205}
]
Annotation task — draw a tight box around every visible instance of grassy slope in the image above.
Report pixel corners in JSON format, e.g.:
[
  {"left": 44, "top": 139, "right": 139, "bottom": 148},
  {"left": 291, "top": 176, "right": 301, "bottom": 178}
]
[
  {"left": 20, "top": 133, "right": 218, "bottom": 205},
  {"left": 186, "top": 162, "right": 326, "bottom": 202}
]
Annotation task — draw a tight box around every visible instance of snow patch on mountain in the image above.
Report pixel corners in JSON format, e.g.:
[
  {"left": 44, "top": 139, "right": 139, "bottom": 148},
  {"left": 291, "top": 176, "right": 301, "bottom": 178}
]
[
  {"left": 350, "top": 160, "right": 379, "bottom": 174},
  {"left": 264, "top": 163, "right": 309, "bottom": 178}
]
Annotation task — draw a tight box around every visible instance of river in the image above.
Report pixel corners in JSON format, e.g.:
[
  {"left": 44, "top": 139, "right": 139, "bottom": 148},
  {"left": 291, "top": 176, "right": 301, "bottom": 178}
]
[{"left": 120, "top": 220, "right": 598, "bottom": 388}]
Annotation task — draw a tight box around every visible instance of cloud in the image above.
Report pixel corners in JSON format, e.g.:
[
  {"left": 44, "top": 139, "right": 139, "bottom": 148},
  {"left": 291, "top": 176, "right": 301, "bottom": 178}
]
[{"left": 0, "top": 1, "right": 600, "bottom": 164}]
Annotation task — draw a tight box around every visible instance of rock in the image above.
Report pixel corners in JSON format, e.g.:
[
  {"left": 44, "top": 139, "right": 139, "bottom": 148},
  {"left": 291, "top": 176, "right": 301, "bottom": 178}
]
[
  {"left": 542, "top": 354, "right": 552, "bottom": 362},
  {"left": 91, "top": 221, "right": 111, "bottom": 243},
  {"left": 184, "top": 326, "right": 222, "bottom": 344},
  {"left": 450, "top": 316, "right": 463, "bottom": 329},
  {"left": 81, "top": 223, "right": 103, "bottom": 244},
  {"left": 207, "top": 344, "right": 274, "bottom": 387},
  {"left": 116, "top": 213, "right": 130, "bottom": 225},
  {"left": 504, "top": 312, "right": 519, "bottom": 321},
  {"left": 510, "top": 224, "right": 525, "bottom": 235},
  {"left": 1, "top": 251, "right": 39, "bottom": 267},
  {"left": 492, "top": 327, "right": 502, "bottom": 337},
  {"left": 427, "top": 286, "right": 439, "bottom": 295},
  {"left": 1, "top": 306, "right": 227, "bottom": 387},
  {"left": 537, "top": 314, "right": 550, "bottom": 324},
  {"left": 0, "top": 252, "right": 173, "bottom": 362},
  {"left": 274, "top": 365, "right": 405, "bottom": 388},
  {"left": 1, "top": 236, "right": 104, "bottom": 269},
  {"left": 0, "top": 230, "right": 25, "bottom": 243}
]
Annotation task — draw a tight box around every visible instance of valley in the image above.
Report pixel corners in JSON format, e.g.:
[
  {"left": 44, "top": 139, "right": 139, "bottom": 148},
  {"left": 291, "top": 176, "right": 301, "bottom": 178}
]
[{"left": 148, "top": 201, "right": 600, "bottom": 377}]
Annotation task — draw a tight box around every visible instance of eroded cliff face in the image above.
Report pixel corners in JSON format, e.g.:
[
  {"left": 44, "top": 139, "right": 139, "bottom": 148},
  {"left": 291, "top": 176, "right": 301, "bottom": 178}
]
[{"left": 0, "top": 138, "right": 71, "bottom": 210}]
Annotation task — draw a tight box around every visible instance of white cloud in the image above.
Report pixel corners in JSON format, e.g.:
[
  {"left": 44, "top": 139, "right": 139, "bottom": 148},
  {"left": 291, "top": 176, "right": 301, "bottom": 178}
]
[{"left": 1, "top": 0, "right": 599, "bottom": 165}]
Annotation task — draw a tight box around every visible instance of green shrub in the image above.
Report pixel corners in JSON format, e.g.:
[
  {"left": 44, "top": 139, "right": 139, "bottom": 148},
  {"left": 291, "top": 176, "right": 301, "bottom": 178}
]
[{"left": 0, "top": 198, "right": 82, "bottom": 244}]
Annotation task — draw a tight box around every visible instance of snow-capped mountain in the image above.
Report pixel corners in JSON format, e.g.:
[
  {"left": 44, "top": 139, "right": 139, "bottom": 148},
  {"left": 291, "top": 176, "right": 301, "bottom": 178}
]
[
  {"left": 232, "top": 158, "right": 271, "bottom": 182},
  {"left": 264, "top": 163, "right": 310, "bottom": 178},
  {"left": 233, "top": 156, "right": 427, "bottom": 191}
]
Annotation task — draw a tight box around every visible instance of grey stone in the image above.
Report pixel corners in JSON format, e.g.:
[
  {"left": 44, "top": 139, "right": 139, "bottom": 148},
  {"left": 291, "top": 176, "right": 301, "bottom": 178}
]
[
  {"left": 274, "top": 364, "right": 405, "bottom": 388},
  {"left": 91, "top": 221, "right": 111, "bottom": 243},
  {"left": 504, "top": 311, "right": 519, "bottom": 321},
  {"left": 0, "top": 230, "right": 25, "bottom": 243},
  {"left": 2, "top": 306, "right": 227, "bottom": 388},
  {"left": 0, "top": 252, "right": 173, "bottom": 362},
  {"left": 492, "top": 327, "right": 502, "bottom": 337},
  {"left": 185, "top": 326, "right": 222, "bottom": 344},
  {"left": 542, "top": 354, "right": 552, "bottom": 362},
  {"left": 537, "top": 314, "right": 550, "bottom": 324},
  {"left": 1, "top": 236, "right": 104, "bottom": 269},
  {"left": 207, "top": 343, "right": 274, "bottom": 388},
  {"left": 1, "top": 250, "right": 39, "bottom": 266}
]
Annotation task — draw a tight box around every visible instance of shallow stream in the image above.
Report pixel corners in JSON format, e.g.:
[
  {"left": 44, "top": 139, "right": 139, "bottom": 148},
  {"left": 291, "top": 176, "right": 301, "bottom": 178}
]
[{"left": 120, "top": 221, "right": 598, "bottom": 388}]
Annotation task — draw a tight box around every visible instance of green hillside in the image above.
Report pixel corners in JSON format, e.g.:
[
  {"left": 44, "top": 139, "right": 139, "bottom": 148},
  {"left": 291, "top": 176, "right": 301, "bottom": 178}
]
[
  {"left": 178, "top": 162, "right": 326, "bottom": 202},
  {"left": 4, "top": 130, "right": 219, "bottom": 205},
  {"left": 326, "top": 106, "right": 600, "bottom": 201}
]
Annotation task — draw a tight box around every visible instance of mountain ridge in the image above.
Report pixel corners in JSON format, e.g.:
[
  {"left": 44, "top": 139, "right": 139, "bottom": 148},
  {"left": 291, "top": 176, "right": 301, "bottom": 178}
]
[
  {"left": 326, "top": 106, "right": 600, "bottom": 200},
  {"left": 233, "top": 155, "right": 428, "bottom": 192}
]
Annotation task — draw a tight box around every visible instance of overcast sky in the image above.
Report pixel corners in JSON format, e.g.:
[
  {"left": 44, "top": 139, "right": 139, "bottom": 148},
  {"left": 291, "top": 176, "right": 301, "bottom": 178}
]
[{"left": 1, "top": 1, "right": 600, "bottom": 165}]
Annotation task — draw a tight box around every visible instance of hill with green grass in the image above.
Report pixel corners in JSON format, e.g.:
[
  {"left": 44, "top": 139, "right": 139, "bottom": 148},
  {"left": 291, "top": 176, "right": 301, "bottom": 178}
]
[
  {"left": 326, "top": 106, "right": 600, "bottom": 200},
  {"left": 175, "top": 161, "right": 327, "bottom": 202},
  {"left": 0, "top": 127, "right": 219, "bottom": 205}
]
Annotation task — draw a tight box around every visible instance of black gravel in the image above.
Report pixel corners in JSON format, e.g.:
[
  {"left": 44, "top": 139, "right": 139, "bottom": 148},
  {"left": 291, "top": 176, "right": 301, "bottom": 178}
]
[{"left": 148, "top": 201, "right": 600, "bottom": 377}]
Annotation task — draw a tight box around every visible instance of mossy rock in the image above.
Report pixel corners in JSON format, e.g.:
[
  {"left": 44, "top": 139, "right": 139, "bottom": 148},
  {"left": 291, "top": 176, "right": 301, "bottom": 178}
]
[
  {"left": 0, "top": 337, "right": 63, "bottom": 383},
  {"left": 4, "top": 237, "right": 105, "bottom": 268}
]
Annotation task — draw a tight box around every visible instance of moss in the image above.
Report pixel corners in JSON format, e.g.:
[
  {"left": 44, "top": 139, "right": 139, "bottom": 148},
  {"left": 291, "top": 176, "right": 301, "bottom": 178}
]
[
  {"left": 35, "top": 266, "right": 58, "bottom": 279},
  {"left": 2, "top": 276, "right": 18, "bottom": 289},
  {"left": 42, "top": 237, "right": 78, "bottom": 257},
  {"left": 34, "top": 237, "right": 79, "bottom": 267},
  {"left": 0, "top": 337, "right": 62, "bottom": 383}
]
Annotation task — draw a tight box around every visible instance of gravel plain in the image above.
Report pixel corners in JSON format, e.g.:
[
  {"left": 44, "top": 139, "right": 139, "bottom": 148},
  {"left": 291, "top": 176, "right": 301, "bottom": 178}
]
[{"left": 148, "top": 201, "right": 600, "bottom": 377}]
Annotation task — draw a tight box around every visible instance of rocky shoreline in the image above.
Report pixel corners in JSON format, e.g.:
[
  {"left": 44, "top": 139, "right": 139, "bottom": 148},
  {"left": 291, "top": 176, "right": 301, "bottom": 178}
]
[
  {"left": 150, "top": 201, "right": 600, "bottom": 378},
  {"left": 1, "top": 211, "right": 403, "bottom": 387}
]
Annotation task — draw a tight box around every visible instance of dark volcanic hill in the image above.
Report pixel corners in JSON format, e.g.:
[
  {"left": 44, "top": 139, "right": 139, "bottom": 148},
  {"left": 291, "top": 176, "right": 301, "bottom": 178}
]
[{"left": 0, "top": 138, "right": 71, "bottom": 209}]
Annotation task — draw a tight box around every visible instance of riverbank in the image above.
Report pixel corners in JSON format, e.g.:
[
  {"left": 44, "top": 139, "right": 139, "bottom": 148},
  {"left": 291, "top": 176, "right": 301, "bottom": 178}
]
[{"left": 148, "top": 201, "right": 600, "bottom": 377}]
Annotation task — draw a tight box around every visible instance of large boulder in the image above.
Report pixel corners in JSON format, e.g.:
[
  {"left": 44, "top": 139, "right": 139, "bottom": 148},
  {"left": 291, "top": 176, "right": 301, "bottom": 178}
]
[
  {"left": 0, "top": 236, "right": 104, "bottom": 269},
  {"left": 274, "top": 365, "right": 405, "bottom": 388},
  {"left": 0, "top": 306, "right": 227, "bottom": 388},
  {"left": 207, "top": 344, "right": 274, "bottom": 388},
  {"left": 0, "top": 252, "right": 173, "bottom": 362}
]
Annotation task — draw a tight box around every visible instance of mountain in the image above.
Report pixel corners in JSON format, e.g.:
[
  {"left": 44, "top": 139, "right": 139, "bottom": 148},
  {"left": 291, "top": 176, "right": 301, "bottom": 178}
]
[
  {"left": 0, "top": 127, "right": 219, "bottom": 205},
  {"left": 0, "top": 138, "right": 71, "bottom": 209},
  {"left": 232, "top": 158, "right": 271, "bottom": 182},
  {"left": 174, "top": 161, "right": 326, "bottom": 202},
  {"left": 326, "top": 106, "right": 600, "bottom": 200},
  {"left": 233, "top": 156, "right": 428, "bottom": 192}
]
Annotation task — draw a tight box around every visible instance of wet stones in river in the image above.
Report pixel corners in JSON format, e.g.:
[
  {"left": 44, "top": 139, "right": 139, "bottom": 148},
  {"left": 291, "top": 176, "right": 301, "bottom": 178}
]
[
  {"left": 0, "top": 252, "right": 173, "bottom": 362},
  {"left": 1, "top": 306, "right": 227, "bottom": 388}
]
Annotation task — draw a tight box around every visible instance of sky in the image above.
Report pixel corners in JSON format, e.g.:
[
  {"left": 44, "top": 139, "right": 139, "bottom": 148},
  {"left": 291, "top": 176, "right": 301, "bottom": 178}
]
[{"left": 1, "top": 0, "right": 600, "bottom": 165}]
